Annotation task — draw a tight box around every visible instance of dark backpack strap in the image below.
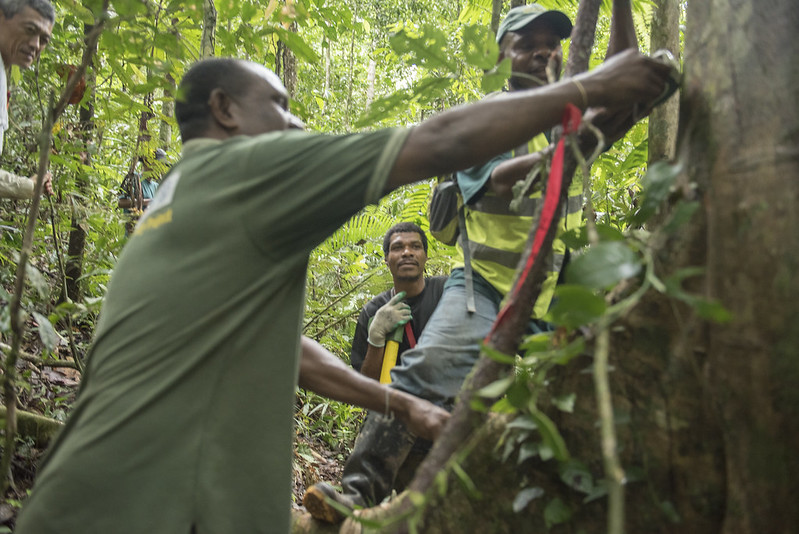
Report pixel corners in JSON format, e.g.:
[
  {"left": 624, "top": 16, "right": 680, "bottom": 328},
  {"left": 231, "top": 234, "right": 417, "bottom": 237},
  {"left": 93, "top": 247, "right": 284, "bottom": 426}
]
[{"left": 457, "top": 206, "right": 476, "bottom": 314}]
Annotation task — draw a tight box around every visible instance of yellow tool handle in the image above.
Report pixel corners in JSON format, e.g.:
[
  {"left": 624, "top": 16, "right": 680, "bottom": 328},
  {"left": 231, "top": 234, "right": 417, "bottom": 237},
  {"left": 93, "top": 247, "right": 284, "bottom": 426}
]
[{"left": 379, "top": 340, "right": 399, "bottom": 384}]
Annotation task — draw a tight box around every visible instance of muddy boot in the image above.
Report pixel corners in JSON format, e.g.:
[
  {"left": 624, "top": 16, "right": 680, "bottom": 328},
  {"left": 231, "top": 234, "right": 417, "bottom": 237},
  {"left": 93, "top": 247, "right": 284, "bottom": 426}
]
[
  {"left": 303, "top": 482, "right": 359, "bottom": 524},
  {"left": 303, "top": 412, "right": 416, "bottom": 523}
]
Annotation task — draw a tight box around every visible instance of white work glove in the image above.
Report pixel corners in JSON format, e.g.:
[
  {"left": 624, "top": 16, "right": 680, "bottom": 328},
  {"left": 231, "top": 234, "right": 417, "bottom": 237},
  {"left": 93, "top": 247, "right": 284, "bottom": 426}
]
[{"left": 367, "top": 291, "right": 411, "bottom": 347}]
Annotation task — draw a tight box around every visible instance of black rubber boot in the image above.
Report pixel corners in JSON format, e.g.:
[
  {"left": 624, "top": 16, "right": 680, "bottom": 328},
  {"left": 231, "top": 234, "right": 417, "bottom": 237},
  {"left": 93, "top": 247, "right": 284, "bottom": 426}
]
[{"left": 304, "top": 412, "right": 416, "bottom": 523}]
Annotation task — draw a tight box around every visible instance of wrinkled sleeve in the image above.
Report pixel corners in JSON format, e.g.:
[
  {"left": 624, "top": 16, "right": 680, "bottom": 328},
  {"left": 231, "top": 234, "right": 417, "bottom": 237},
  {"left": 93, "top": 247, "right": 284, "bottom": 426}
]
[{"left": 0, "top": 169, "right": 34, "bottom": 200}]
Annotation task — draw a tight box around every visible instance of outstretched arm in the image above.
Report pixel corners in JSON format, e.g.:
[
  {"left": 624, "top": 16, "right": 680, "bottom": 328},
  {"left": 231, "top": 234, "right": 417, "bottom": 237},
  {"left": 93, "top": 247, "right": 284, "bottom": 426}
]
[
  {"left": 298, "top": 336, "right": 449, "bottom": 441},
  {"left": 387, "top": 49, "right": 671, "bottom": 191}
]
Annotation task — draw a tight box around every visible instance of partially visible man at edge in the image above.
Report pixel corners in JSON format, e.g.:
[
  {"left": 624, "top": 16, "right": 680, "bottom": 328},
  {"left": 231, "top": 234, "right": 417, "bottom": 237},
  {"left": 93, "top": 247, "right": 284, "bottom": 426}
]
[
  {"left": 0, "top": 0, "right": 53, "bottom": 199},
  {"left": 15, "top": 45, "right": 670, "bottom": 534}
]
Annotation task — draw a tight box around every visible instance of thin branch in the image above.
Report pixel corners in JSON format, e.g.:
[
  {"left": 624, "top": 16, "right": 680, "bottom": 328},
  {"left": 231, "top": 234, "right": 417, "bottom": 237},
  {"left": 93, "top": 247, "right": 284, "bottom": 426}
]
[
  {"left": 303, "top": 271, "right": 377, "bottom": 332},
  {"left": 0, "top": 343, "right": 81, "bottom": 370}
]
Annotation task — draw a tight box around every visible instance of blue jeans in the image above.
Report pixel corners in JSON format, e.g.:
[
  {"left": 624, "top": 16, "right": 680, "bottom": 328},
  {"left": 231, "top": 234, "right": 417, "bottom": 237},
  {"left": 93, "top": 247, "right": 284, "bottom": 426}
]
[{"left": 389, "top": 283, "right": 498, "bottom": 409}]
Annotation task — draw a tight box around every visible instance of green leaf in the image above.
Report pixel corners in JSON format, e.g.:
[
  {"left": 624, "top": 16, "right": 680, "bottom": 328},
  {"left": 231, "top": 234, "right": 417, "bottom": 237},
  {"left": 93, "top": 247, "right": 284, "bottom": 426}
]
[
  {"left": 389, "top": 26, "right": 455, "bottom": 71},
  {"left": 518, "top": 441, "right": 539, "bottom": 463},
  {"left": 566, "top": 241, "right": 642, "bottom": 290},
  {"left": 462, "top": 25, "right": 499, "bottom": 70},
  {"left": 25, "top": 263, "right": 49, "bottom": 299},
  {"left": 546, "top": 285, "right": 606, "bottom": 329},
  {"left": 481, "top": 57, "right": 511, "bottom": 93},
  {"left": 480, "top": 342, "right": 516, "bottom": 364},
  {"left": 452, "top": 462, "right": 481, "bottom": 498},
  {"left": 506, "top": 417, "right": 538, "bottom": 432},
  {"left": 544, "top": 497, "right": 572, "bottom": 527},
  {"left": 506, "top": 379, "right": 531, "bottom": 409},
  {"left": 476, "top": 375, "right": 514, "bottom": 398},
  {"left": 552, "top": 393, "right": 576, "bottom": 413},
  {"left": 275, "top": 29, "right": 320, "bottom": 63},
  {"left": 559, "top": 460, "right": 594, "bottom": 494},
  {"left": 629, "top": 161, "right": 683, "bottom": 224},
  {"left": 355, "top": 90, "right": 411, "bottom": 128},
  {"left": 691, "top": 297, "right": 733, "bottom": 323},
  {"left": 663, "top": 269, "right": 733, "bottom": 323},
  {"left": 662, "top": 200, "right": 700, "bottom": 234},
  {"left": 528, "top": 404, "right": 570, "bottom": 462},
  {"left": 583, "top": 480, "right": 609, "bottom": 503},
  {"left": 512, "top": 486, "right": 545, "bottom": 513},
  {"left": 32, "top": 312, "right": 59, "bottom": 352},
  {"left": 111, "top": 0, "right": 148, "bottom": 17},
  {"left": 559, "top": 223, "right": 625, "bottom": 249}
]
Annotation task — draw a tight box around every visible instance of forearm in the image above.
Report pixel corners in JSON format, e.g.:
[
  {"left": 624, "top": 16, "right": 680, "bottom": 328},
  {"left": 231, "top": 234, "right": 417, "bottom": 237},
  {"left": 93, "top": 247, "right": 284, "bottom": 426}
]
[
  {"left": 299, "top": 337, "right": 450, "bottom": 440},
  {"left": 0, "top": 169, "right": 34, "bottom": 200},
  {"left": 607, "top": 0, "right": 638, "bottom": 58},
  {"left": 489, "top": 145, "right": 554, "bottom": 199},
  {"left": 359, "top": 343, "right": 385, "bottom": 381},
  {"left": 299, "top": 337, "right": 399, "bottom": 414}
]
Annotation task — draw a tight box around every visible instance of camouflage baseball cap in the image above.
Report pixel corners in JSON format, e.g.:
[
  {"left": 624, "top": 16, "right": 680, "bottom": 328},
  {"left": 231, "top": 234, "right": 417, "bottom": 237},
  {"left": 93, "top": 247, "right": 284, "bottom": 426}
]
[{"left": 496, "top": 4, "right": 572, "bottom": 43}]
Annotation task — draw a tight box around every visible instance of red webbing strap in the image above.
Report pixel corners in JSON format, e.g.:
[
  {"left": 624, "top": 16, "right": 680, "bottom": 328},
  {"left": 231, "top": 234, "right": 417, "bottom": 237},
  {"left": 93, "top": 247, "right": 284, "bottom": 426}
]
[
  {"left": 487, "top": 103, "right": 582, "bottom": 341},
  {"left": 404, "top": 322, "right": 416, "bottom": 348}
]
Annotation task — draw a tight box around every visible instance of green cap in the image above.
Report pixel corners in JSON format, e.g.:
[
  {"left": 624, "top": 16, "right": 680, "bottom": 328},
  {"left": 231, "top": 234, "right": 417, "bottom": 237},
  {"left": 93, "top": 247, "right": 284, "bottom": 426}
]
[{"left": 496, "top": 4, "right": 573, "bottom": 44}]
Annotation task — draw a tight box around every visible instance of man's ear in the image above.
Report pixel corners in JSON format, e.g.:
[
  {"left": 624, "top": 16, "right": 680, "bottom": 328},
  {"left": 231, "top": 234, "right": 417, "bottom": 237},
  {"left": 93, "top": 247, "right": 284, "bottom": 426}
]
[{"left": 207, "top": 88, "right": 238, "bottom": 132}]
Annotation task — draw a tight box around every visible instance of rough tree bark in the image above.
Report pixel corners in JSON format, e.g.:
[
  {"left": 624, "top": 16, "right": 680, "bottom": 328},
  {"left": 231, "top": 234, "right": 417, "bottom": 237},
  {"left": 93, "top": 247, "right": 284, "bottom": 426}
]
[
  {"left": 201, "top": 0, "right": 216, "bottom": 58},
  {"left": 647, "top": 0, "right": 680, "bottom": 163},
  {"left": 293, "top": 0, "right": 799, "bottom": 532}
]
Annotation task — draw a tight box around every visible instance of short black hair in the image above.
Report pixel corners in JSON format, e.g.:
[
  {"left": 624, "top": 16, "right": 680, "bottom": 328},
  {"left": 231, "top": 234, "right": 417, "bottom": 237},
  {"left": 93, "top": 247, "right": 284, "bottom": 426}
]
[
  {"left": 382, "top": 222, "right": 428, "bottom": 258},
  {"left": 0, "top": 0, "right": 55, "bottom": 22},
  {"left": 175, "top": 58, "right": 258, "bottom": 142}
]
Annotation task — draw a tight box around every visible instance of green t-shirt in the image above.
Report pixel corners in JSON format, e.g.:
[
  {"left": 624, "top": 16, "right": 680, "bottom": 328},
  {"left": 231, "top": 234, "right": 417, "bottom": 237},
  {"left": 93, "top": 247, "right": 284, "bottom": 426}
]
[{"left": 16, "top": 128, "right": 410, "bottom": 534}]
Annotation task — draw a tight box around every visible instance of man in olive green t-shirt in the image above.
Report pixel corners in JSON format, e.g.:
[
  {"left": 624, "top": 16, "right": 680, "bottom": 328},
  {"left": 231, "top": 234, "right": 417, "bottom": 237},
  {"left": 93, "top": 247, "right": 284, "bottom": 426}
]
[{"left": 17, "top": 55, "right": 670, "bottom": 533}]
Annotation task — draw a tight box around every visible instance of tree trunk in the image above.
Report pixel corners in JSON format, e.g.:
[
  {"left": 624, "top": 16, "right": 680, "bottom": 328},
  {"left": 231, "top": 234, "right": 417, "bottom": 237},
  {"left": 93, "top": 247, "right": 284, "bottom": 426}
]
[
  {"left": 159, "top": 72, "right": 175, "bottom": 150},
  {"left": 281, "top": 23, "right": 298, "bottom": 98},
  {"left": 63, "top": 23, "right": 97, "bottom": 303},
  {"left": 682, "top": 0, "right": 799, "bottom": 530},
  {"left": 647, "top": 0, "right": 680, "bottom": 163},
  {"left": 491, "top": 0, "right": 503, "bottom": 35},
  {"left": 201, "top": 0, "right": 216, "bottom": 58}
]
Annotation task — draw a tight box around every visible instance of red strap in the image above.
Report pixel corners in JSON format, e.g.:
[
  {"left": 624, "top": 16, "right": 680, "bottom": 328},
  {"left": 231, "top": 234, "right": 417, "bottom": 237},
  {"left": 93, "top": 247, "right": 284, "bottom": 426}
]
[
  {"left": 487, "top": 103, "right": 582, "bottom": 340},
  {"left": 404, "top": 322, "right": 416, "bottom": 348}
]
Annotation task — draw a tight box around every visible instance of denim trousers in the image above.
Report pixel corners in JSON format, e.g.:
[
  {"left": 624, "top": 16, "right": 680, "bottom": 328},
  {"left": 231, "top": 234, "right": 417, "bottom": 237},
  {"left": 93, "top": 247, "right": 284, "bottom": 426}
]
[{"left": 389, "top": 283, "right": 499, "bottom": 409}]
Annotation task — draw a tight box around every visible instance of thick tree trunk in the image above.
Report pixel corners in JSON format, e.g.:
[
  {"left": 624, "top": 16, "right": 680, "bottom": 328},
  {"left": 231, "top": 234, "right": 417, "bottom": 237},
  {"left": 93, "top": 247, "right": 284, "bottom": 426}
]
[{"left": 683, "top": 1, "right": 799, "bottom": 530}]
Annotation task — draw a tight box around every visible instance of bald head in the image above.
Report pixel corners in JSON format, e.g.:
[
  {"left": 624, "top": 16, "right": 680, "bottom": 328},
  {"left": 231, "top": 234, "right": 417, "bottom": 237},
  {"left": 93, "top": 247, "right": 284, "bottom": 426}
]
[{"left": 176, "top": 58, "right": 302, "bottom": 142}]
